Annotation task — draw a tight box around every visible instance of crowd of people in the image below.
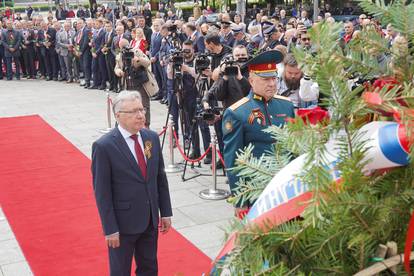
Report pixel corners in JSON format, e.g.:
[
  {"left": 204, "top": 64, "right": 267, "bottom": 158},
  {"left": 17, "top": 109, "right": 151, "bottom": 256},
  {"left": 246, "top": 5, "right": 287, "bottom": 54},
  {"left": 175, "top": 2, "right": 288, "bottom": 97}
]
[{"left": 0, "top": 2, "right": 401, "bottom": 207}]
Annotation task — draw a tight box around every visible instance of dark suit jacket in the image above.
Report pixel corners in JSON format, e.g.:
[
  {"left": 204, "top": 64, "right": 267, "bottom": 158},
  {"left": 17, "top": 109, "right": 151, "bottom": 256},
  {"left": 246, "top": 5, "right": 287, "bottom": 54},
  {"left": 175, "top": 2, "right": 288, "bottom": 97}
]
[
  {"left": 150, "top": 32, "right": 162, "bottom": 60},
  {"left": 79, "top": 27, "right": 91, "bottom": 55},
  {"left": 1, "top": 29, "right": 22, "bottom": 57},
  {"left": 93, "top": 28, "right": 105, "bottom": 54},
  {"left": 46, "top": 27, "right": 57, "bottom": 49},
  {"left": 104, "top": 30, "right": 116, "bottom": 56},
  {"left": 192, "top": 31, "right": 205, "bottom": 53},
  {"left": 92, "top": 127, "right": 173, "bottom": 236}
]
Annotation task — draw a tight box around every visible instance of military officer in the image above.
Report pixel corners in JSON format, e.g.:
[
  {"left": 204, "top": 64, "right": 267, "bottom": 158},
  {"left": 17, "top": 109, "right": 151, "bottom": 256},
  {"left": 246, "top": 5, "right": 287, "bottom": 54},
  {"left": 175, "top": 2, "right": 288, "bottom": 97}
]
[
  {"left": 222, "top": 50, "right": 295, "bottom": 212},
  {"left": 220, "top": 21, "right": 235, "bottom": 48},
  {"left": 231, "top": 24, "right": 248, "bottom": 48},
  {"left": 260, "top": 21, "right": 284, "bottom": 52}
]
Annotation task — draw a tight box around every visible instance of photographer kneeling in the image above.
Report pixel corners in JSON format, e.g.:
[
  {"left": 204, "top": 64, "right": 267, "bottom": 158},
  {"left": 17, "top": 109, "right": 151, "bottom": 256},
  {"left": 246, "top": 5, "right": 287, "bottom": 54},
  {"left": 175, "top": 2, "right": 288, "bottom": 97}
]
[
  {"left": 203, "top": 45, "right": 251, "bottom": 110},
  {"left": 114, "top": 38, "right": 158, "bottom": 127}
]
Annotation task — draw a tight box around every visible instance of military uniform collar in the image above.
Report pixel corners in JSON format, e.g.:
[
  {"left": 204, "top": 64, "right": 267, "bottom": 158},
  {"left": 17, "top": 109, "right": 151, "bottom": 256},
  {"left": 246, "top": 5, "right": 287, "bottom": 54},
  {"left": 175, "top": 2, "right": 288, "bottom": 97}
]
[
  {"left": 253, "top": 93, "right": 263, "bottom": 101},
  {"left": 252, "top": 92, "right": 272, "bottom": 103}
]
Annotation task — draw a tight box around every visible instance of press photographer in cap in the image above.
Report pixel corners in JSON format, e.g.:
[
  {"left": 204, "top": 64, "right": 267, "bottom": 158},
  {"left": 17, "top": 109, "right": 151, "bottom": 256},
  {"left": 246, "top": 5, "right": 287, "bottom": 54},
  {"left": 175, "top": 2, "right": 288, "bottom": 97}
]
[
  {"left": 114, "top": 38, "right": 158, "bottom": 127},
  {"left": 222, "top": 50, "right": 295, "bottom": 217}
]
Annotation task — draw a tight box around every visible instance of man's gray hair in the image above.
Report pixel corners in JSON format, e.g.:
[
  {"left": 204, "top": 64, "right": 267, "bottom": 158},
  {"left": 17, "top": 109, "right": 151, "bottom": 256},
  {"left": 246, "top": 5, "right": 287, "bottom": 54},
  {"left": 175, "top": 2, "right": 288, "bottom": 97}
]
[{"left": 112, "top": 90, "right": 142, "bottom": 114}]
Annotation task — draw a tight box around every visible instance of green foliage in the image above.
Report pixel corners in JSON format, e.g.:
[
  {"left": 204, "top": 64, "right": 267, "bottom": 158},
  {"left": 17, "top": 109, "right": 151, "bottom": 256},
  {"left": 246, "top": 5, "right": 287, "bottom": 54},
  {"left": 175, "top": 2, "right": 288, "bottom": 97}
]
[{"left": 216, "top": 0, "right": 414, "bottom": 275}]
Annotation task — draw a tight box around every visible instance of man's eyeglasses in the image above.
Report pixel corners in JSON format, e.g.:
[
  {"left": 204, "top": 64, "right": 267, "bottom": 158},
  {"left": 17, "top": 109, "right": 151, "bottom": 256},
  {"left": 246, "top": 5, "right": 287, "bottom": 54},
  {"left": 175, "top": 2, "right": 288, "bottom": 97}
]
[
  {"left": 301, "top": 37, "right": 311, "bottom": 41},
  {"left": 118, "top": 108, "right": 146, "bottom": 115}
]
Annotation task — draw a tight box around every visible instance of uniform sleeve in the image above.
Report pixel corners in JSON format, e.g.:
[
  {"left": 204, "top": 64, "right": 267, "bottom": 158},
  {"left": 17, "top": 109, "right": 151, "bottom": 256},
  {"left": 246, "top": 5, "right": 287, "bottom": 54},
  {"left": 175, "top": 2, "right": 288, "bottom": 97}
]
[{"left": 222, "top": 108, "right": 243, "bottom": 195}]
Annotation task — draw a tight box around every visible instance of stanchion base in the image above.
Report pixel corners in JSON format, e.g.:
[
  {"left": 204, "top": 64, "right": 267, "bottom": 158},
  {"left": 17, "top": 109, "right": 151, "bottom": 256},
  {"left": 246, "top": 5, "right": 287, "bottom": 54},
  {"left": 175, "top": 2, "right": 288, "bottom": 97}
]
[
  {"left": 98, "top": 128, "right": 113, "bottom": 134},
  {"left": 199, "top": 189, "right": 230, "bottom": 200},
  {"left": 165, "top": 164, "right": 183, "bottom": 173}
]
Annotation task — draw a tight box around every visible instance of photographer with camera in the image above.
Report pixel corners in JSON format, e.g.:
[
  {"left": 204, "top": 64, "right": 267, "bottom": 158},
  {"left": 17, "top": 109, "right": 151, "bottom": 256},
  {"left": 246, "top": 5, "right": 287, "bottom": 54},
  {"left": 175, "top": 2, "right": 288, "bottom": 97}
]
[
  {"left": 114, "top": 38, "right": 158, "bottom": 127},
  {"left": 200, "top": 34, "right": 233, "bottom": 168},
  {"left": 204, "top": 34, "right": 232, "bottom": 79},
  {"left": 171, "top": 40, "right": 212, "bottom": 163},
  {"left": 203, "top": 45, "right": 251, "bottom": 111}
]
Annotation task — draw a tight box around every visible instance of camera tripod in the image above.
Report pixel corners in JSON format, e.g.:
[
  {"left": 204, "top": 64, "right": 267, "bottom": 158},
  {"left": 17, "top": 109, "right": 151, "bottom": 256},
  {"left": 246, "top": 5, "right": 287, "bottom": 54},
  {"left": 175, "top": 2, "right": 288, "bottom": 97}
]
[
  {"left": 160, "top": 63, "right": 187, "bottom": 154},
  {"left": 181, "top": 74, "right": 225, "bottom": 182}
]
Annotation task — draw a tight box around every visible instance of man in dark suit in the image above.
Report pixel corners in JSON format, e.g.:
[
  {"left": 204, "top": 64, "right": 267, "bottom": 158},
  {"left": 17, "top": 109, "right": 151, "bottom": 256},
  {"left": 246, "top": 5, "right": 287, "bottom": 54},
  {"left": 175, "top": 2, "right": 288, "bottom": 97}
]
[
  {"left": 77, "top": 18, "right": 92, "bottom": 88},
  {"left": 102, "top": 20, "right": 116, "bottom": 91},
  {"left": 137, "top": 15, "right": 152, "bottom": 48},
  {"left": 1, "top": 20, "right": 22, "bottom": 80},
  {"left": 184, "top": 23, "right": 205, "bottom": 53},
  {"left": 90, "top": 18, "right": 107, "bottom": 90},
  {"left": 92, "top": 91, "right": 173, "bottom": 276},
  {"left": 45, "top": 23, "right": 59, "bottom": 81},
  {"left": 149, "top": 19, "right": 163, "bottom": 100}
]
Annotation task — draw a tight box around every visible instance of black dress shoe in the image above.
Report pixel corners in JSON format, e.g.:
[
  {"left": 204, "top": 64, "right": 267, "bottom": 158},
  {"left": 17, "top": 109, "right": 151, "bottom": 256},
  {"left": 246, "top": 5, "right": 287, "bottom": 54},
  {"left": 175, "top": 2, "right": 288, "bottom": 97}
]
[
  {"left": 99, "top": 86, "right": 106, "bottom": 90},
  {"left": 84, "top": 84, "right": 91, "bottom": 89},
  {"left": 53, "top": 78, "right": 58, "bottom": 81},
  {"left": 88, "top": 86, "right": 99, "bottom": 90}
]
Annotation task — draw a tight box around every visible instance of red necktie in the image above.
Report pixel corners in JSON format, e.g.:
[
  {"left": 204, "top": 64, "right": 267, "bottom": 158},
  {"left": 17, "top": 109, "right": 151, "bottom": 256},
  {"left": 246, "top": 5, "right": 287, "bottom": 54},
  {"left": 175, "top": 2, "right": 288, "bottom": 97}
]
[{"left": 130, "top": 134, "right": 147, "bottom": 179}]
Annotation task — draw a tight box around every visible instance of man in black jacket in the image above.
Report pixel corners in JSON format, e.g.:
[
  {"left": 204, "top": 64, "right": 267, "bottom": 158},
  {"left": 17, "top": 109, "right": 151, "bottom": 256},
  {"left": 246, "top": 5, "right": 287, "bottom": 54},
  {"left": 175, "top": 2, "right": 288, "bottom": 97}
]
[{"left": 204, "top": 45, "right": 251, "bottom": 110}]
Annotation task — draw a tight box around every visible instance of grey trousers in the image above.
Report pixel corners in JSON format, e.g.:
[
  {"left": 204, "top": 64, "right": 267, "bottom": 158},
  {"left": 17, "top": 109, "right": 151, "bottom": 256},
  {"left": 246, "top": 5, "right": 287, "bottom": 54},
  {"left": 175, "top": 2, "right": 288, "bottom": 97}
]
[
  {"left": 63, "top": 54, "right": 74, "bottom": 80},
  {"left": 138, "top": 86, "right": 150, "bottom": 127}
]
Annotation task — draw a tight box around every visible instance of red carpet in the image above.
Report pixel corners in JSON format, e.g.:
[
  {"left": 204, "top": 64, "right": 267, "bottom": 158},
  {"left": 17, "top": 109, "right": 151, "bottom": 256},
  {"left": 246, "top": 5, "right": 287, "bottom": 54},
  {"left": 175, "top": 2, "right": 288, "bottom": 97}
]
[{"left": 0, "top": 115, "right": 211, "bottom": 275}]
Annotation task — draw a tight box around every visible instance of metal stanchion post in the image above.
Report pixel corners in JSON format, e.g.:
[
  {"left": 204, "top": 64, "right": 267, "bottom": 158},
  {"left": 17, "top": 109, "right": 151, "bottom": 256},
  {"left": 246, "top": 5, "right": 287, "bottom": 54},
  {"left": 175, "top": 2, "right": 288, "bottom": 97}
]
[
  {"left": 98, "top": 92, "right": 113, "bottom": 134},
  {"left": 199, "top": 125, "right": 230, "bottom": 200},
  {"left": 165, "top": 114, "right": 182, "bottom": 173}
]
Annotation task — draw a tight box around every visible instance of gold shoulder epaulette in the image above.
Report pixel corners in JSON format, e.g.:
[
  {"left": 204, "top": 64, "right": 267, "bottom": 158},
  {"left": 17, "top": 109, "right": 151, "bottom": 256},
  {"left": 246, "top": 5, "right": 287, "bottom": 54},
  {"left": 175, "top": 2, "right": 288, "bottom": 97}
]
[
  {"left": 273, "top": 95, "right": 292, "bottom": 102},
  {"left": 229, "top": 97, "right": 249, "bottom": 111}
]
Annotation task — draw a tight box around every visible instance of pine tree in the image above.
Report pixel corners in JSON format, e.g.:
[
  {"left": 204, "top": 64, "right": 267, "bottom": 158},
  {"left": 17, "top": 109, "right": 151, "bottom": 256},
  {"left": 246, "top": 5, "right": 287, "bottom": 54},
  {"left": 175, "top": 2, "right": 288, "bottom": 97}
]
[{"left": 217, "top": 0, "right": 414, "bottom": 274}]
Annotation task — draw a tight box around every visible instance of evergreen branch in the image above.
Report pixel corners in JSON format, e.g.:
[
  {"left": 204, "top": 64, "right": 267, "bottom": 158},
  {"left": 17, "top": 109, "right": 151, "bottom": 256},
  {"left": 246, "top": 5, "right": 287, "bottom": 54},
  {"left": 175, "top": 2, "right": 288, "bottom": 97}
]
[
  {"left": 234, "top": 157, "right": 274, "bottom": 177},
  {"left": 352, "top": 209, "right": 375, "bottom": 236}
]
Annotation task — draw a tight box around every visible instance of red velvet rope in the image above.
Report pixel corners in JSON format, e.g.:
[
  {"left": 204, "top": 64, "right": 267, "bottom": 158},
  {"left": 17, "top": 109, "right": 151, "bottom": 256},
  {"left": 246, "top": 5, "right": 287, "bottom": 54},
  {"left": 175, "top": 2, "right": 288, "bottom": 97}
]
[
  {"left": 172, "top": 129, "right": 212, "bottom": 163},
  {"left": 158, "top": 127, "right": 167, "bottom": 136},
  {"left": 216, "top": 149, "right": 226, "bottom": 169}
]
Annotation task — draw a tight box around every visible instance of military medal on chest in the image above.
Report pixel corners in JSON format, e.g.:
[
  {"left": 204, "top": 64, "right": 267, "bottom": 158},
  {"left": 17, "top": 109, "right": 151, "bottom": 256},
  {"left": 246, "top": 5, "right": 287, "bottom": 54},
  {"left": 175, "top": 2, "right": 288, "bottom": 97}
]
[{"left": 248, "top": 108, "right": 266, "bottom": 126}]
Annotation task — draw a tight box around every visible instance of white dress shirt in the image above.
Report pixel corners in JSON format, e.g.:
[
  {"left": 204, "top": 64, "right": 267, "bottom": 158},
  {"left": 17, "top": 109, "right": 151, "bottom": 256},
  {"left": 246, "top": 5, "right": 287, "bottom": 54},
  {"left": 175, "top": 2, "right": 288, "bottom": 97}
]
[{"left": 117, "top": 125, "right": 147, "bottom": 164}]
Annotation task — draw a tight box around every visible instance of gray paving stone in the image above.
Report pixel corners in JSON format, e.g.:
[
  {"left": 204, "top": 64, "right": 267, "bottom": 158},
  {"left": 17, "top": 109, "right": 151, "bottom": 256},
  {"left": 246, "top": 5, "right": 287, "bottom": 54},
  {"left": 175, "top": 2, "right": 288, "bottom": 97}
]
[
  {"left": 0, "top": 240, "right": 25, "bottom": 265},
  {"left": 171, "top": 208, "right": 198, "bottom": 230},
  {"left": 170, "top": 189, "right": 206, "bottom": 208},
  {"left": 179, "top": 220, "right": 231, "bottom": 250},
  {"left": 178, "top": 200, "right": 234, "bottom": 225},
  {"left": 1, "top": 261, "right": 33, "bottom": 276},
  {"left": 0, "top": 221, "right": 14, "bottom": 242},
  {"left": 201, "top": 245, "right": 223, "bottom": 259}
]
